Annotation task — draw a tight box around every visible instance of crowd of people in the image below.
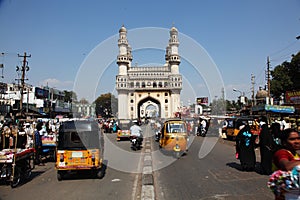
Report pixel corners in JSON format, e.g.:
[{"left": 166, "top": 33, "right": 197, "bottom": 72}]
[
  {"left": 235, "top": 116, "right": 300, "bottom": 175},
  {"left": 0, "top": 118, "right": 60, "bottom": 165}
]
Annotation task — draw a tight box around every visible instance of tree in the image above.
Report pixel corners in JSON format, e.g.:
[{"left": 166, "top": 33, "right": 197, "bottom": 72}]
[
  {"left": 270, "top": 51, "right": 300, "bottom": 100},
  {"left": 79, "top": 98, "right": 89, "bottom": 104},
  {"left": 63, "top": 90, "right": 77, "bottom": 103},
  {"left": 94, "top": 93, "right": 118, "bottom": 118},
  {"left": 288, "top": 53, "right": 300, "bottom": 90},
  {"left": 210, "top": 98, "right": 226, "bottom": 115},
  {"left": 226, "top": 100, "right": 240, "bottom": 113}
]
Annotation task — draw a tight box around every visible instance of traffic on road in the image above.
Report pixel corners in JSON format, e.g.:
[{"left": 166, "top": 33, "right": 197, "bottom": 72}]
[{"left": 0, "top": 116, "right": 286, "bottom": 200}]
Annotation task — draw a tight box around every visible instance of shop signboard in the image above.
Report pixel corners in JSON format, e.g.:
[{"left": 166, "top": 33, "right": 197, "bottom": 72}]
[
  {"left": 196, "top": 97, "right": 208, "bottom": 105},
  {"left": 286, "top": 91, "right": 300, "bottom": 104}
]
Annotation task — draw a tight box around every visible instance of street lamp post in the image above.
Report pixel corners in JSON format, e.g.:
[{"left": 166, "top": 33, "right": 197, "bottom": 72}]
[
  {"left": 233, "top": 88, "right": 246, "bottom": 108},
  {"left": 233, "top": 88, "right": 243, "bottom": 96}
]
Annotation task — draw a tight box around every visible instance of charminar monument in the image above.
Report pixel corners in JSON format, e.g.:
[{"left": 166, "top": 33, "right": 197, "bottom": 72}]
[{"left": 116, "top": 25, "right": 182, "bottom": 120}]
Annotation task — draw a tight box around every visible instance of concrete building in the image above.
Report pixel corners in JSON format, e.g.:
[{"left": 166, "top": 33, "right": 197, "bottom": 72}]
[{"left": 0, "top": 83, "right": 72, "bottom": 118}]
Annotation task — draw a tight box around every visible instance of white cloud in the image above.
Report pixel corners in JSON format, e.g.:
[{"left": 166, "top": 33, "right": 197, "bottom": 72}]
[{"left": 38, "top": 78, "right": 74, "bottom": 90}]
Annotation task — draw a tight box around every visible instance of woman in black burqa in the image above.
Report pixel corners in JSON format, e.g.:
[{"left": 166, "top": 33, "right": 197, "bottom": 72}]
[
  {"left": 236, "top": 124, "right": 256, "bottom": 171},
  {"left": 259, "top": 116, "right": 276, "bottom": 175}
]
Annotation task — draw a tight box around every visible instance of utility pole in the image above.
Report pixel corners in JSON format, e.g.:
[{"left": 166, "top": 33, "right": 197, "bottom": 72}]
[
  {"left": 251, "top": 74, "right": 255, "bottom": 106},
  {"left": 16, "top": 52, "right": 31, "bottom": 111},
  {"left": 266, "top": 56, "right": 271, "bottom": 98}
]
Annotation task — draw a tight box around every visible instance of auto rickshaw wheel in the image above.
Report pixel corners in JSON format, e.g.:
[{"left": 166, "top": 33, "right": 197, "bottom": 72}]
[
  {"left": 51, "top": 150, "right": 56, "bottom": 162},
  {"left": 10, "top": 167, "right": 21, "bottom": 188},
  {"left": 24, "top": 168, "right": 32, "bottom": 180},
  {"left": 57, "top": 171, "right": 65, "bottom": 181},
  {"left": 174, "top": 151, "right": 181, "bottom": 159},
  {"left": 96, "top": 165, "right": 105, "bottom": 179},
  {"left": 226, "top": 135, "right": 233, "bottom": 140},
  {"left": 96, "top": 169, "right": 104, "bottom": 179}
]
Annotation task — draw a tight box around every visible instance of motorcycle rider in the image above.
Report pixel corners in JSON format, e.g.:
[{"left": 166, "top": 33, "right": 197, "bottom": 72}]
[
  {"left": 197, "top": 117, "right": 208, "bottom": 136},
  {"left": 154, "top": 120, "right": 162, "bottom": 141},
  {"left": 130, "top": 119, "right": 143, "bottom": 145}
]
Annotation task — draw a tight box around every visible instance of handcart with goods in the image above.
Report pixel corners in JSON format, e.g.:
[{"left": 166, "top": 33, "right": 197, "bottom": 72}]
[
  {"left": 41, "top": 135, "right": 56, "bottom": 161},
  {"left": 0, "top": 148, "right": 35, "bottom": 188}
]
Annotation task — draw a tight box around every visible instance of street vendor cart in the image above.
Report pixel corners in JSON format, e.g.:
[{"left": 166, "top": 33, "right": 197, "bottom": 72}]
[
  {"left": 0, "top": 148, "right": 35, "bottom": 188},
  {"left": 41, "top": 135, "right": 56, "bottom": 161}
]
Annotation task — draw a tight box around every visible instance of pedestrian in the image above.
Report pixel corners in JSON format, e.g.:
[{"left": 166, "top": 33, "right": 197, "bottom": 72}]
[
  {"left": 34, "top": 122, "right": 44, "bottom": 165},
  {"left": 259, "top": 116, "right": 274, "bottom": 175},
  {"left": 270, "top": 122, "right": 282, "bottom": 147},
  {"left": 25, "top": 123, "right": 34, "bottom": 148},
  {"left": 17, "top": 123, "right": 27, "bottom": 149},
  {"left": 280, "top": 117, "right": 287, "bottom": 131},
  {"left": 272, "top": 128, "right": 300, "bottom": 200},
  {"left": 273, "top": 128, "right": 300, "bottom": 171},
  {"left": 236, "top": 123, "right": 256, "bottom": 171}
]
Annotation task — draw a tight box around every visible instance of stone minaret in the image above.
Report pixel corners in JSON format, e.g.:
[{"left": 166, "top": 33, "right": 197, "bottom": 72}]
[
  {"left": 168, "top": 26, "right": 182, "bottom": 115},
  {"left": 116, "top": 25, "right": 130, "bottom": 119},
  {"left": 168, "top": 26, "right": 180, "bottom": 74},
  {"left": 117, "top": 25, "right": 130, "bottom": 75}
]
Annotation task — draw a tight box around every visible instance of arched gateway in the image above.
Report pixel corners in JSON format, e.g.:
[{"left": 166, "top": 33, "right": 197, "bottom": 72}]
[{"left": 116, "top": 26, "right": 182, "bottom": 120}]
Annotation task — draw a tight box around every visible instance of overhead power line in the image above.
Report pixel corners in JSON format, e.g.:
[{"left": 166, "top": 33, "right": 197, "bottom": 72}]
[{"left": 269, "top": 41, "right": 298, "bottom": 57}]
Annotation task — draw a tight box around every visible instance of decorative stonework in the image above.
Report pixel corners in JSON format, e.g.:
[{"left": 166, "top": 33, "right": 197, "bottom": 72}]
[{"left": 116, "top": 26, "right": 182, "bottom": 119}]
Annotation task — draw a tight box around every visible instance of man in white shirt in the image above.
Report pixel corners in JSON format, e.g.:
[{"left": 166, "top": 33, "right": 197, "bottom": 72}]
[
  {"left": 130, "top": 120, "right": 143, "bottom": 144},
  {"left": 130, "top": 120, "right": 143, "bottom": 137},
  {"left": 280, "top": 117, "right": 287, "bottom": 131}
]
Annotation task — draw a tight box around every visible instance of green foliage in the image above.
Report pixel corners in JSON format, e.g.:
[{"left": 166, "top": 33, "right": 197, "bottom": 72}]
[
  {"left": 270, "top": 51, "right": 300, "bottom": 99},
  {"left": 94, "top": 93, "right": 118, "bottom": 118},
  {"left": 226, "top": 100, "right": 240, "bottom": 112},
  {"left": 210, "top": 98, "right": 226, "bottom": 115},
  {"left": 63, "top": 90, "right": 77, "bottom": 103}
]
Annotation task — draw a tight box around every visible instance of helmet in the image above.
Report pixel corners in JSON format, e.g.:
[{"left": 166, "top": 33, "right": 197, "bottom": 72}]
[{"left": 132, "top": 119, "right": 139, "bottom": 125}]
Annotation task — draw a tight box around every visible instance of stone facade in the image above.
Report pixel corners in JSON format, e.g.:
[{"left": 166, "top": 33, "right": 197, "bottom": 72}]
[{"left": 116, "top": 26, "right": 182, "bottom": 119}]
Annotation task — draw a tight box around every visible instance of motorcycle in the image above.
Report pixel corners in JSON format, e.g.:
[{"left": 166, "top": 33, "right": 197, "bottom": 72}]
[
  {"left": 130, "top": 136, "right": 142, "bottom": 151},
  {"left": 196, "top": 127, "right": 207, "bottom": 137}
]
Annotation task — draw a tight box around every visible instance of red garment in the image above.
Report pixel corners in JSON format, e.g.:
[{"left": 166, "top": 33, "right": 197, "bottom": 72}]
[{"left": 273, "top": 149, "right": 299, "bottom": 170}]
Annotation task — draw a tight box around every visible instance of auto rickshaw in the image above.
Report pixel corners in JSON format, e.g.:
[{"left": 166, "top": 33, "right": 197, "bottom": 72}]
[
  {"left": 159, "top": 119, "right": 188, "bottom": 158},
  {"left": 55, "top": 120, "right": 105, "bottom": 181},
  {"left": 225, "top": 117, "right": 259, "bottom": 140},
  {"left": 116, "top": 119, "right": 131, "bottom": 141}
]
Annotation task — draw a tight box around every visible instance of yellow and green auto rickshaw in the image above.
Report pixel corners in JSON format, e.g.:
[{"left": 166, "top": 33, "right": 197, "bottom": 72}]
[
  {"left": 55, "top": 119, "right": 105, "bottom": 181},
  {"left": 159, "top": 119, "right": 188, "bottom": 158}
]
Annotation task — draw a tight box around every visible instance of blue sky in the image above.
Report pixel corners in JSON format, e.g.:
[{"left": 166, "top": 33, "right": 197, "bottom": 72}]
[{"left": 0, "top": 0, "right": 299, "bottom": 105}]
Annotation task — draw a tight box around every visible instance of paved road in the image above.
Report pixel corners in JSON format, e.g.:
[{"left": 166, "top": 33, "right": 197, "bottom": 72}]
[
  {"left": 0, "top": 125, "right": 275, "bottom": 200},
  {"left": 152, "top": 131, "right": 274, "bottom": 200},
  {"left": 0, "top": 132, "right": 143, "bottom": 200}
]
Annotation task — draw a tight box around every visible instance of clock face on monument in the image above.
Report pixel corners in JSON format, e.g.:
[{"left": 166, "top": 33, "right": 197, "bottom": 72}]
[{"left": 147, "top": 82, "right": 151, "bottom": 86}]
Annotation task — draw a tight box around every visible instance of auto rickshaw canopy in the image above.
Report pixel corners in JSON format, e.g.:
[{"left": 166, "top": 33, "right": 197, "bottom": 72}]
[{"left": 57, "top": 120, "right": 103, "bottom": 150}]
